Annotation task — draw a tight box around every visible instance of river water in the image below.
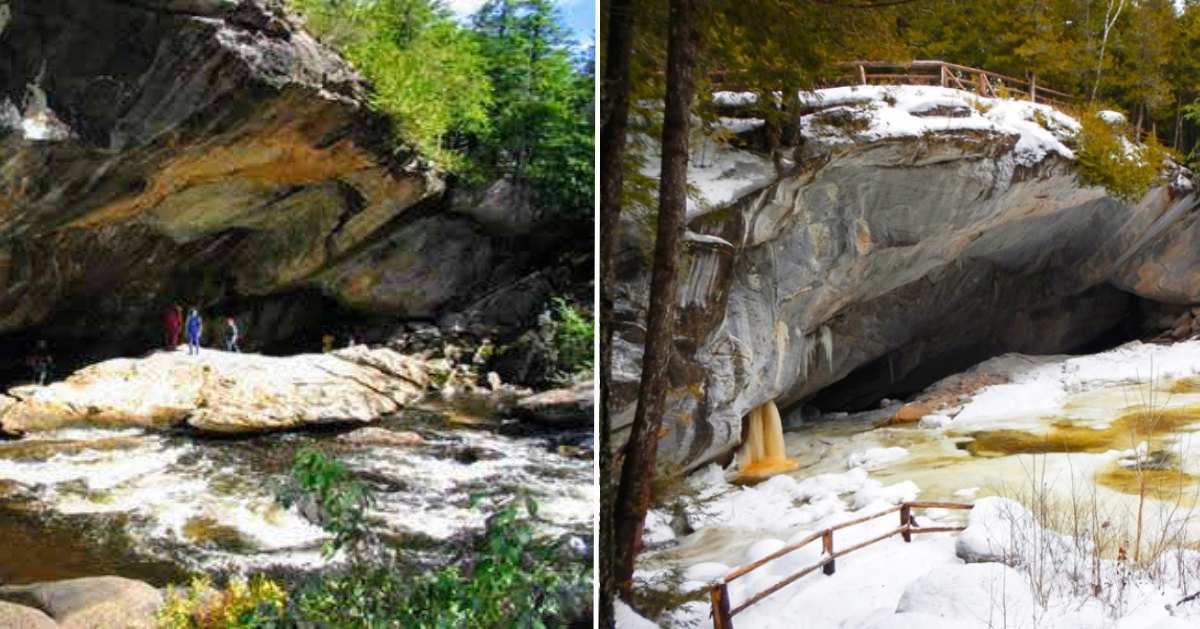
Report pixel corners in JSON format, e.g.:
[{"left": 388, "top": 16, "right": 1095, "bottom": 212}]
[{"left": 0, "top": 406, "right": 594, "bottom": 586}]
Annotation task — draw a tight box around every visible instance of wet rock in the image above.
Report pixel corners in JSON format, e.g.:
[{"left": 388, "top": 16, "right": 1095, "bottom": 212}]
[
  {"left": 339, "top": 427, "right": 426, "bottom": 448},
  {"left": 0, "top": 576, "right": 163, "bottom": 629},
  {"left": 0, "top": 601, "right": 56, "bottom": 629},
  {"left": 887, "top": 403, "right": 932, "bottom": 425},
  {"left": 515, "top": 380, "right": 593, "bottom": 428},
  {"left": 0, "top": 347, "right": 428, "bottom": 434}
]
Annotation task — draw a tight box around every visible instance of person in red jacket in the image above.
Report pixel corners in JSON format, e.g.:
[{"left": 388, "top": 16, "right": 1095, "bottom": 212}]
[{"left": 164, "top": 304, "right": 183, "bottom": 349}]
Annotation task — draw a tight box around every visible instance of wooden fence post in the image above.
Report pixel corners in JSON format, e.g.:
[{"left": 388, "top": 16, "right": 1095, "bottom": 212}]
[
  {"left": 900, "top": 504, "right": 912, "bottom": 542},
  {"left": 711, "top": 583, "right": 734, "bottom": 629},
  {"left": 1029, "top": 72, "right": 1037, "bottom": 102},
  {"left": 822, "top": 529, "right": 835, "bottom": 575},
  {"left": 939, "top": 64, "right": 947, "bottom": 87},
  {"left": 858, "top": 64, "right": 867, "bottom": 85}
]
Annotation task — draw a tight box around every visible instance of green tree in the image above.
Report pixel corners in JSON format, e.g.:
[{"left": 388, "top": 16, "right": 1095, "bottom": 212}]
[
  {"left": 293, "top": 0, "right": 492, "bottom": 166},
  {"left": 471, "top": 0, "right": 595, "bottom": 217}
]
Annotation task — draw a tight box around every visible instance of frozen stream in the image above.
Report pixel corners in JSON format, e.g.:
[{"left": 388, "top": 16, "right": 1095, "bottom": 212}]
[
  {"left": 634, "top": 341, "right": 1200, "bottom": 628},
  {"left": 0, "top": 407, "right": 594, "bottom": 585}
]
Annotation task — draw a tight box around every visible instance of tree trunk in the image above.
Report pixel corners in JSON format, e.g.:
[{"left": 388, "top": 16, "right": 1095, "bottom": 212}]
[
  {"left": 612, "top": 0, "right": 699, "bottom": 602},
  {"left": 599, "top": 0, "right": 636, "bottom": 623}
]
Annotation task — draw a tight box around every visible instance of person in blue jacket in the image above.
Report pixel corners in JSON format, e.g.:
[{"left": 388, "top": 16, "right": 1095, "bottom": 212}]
[{"left": 186, "top": 308, "right": 203, "bottom": 355}]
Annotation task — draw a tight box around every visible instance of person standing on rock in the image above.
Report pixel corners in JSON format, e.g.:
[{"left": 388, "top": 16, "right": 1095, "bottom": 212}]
[
  {"left": 225, "top": 317, "right": 241, "bottom": 353},
  {"left": 164, "top": 304, "right": 183, "bottom": 350},
  {"left": 27, "top": 340, "right": 52, "bottom": 385},
  {"left": 186, "top": 308, "right": 203, "bottom": 356}
]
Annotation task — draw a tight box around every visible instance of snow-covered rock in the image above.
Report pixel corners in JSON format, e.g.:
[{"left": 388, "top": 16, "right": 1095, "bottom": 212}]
[
  {"left": 848, "top": 447, "right": 908, "bottom": 470},
  {"left": 919, "top": 414, "right": 953, "bottom": 429},
  {"left": 0, "top": 346, "right": 430, "bottom": 434},
  {"left": 894, "top": 563, "right": 1037, "bottom": 629}
]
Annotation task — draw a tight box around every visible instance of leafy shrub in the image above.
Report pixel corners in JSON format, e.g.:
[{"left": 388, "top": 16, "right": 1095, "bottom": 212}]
[
  {"left": 287, "top": 497, "right": 591, "bottom": 627},
  {"left": 276, "top": 447, "right": 375, "bottom": 558},
  {"left": 1074, "top": 107, "right": 1172, "bottom": 200},
  {"left": 157, "top": 576, "right": 286, "bottom": 629},
  {"left": 549, "top": 297, "right": 593, "bottom": 379}
]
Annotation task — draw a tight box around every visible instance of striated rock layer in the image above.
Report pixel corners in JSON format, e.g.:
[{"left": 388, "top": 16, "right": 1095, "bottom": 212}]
[
  {"left": 0, "top": 0, "right": 570, "bottom": 358},
  {"left": 611, "top": 87, "right": 1200, "bottom": 473}
]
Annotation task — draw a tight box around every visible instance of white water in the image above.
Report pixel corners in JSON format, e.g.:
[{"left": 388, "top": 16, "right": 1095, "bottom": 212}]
[{"left": 0, "top": 416, "right": 594, "bottom": 576}]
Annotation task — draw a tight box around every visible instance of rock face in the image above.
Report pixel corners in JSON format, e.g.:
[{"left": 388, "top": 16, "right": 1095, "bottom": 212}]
[
  {"left": 0, "top": 346, "right": 428, "bottom": 434},
  {"left": 0, "top": 0, "right": 567, "bottom": 356},
  {"left": 0, "top": 601, "right": 56, "bottom": 629},
  {"left": 0, "top": 576, "right": 162, "bottom": 629},
  {"left": 611, "top": 87, "right": 1199, "bottom": 472}
]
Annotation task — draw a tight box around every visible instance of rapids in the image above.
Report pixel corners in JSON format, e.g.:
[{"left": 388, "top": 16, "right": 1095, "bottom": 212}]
[{"left": 0, "top": 407, "right": 594, "bottom": 585}]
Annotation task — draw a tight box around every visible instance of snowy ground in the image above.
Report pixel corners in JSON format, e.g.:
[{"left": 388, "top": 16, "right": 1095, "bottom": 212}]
[{"left": 624, "top": 341, "right": 1200, "bottom": 628}]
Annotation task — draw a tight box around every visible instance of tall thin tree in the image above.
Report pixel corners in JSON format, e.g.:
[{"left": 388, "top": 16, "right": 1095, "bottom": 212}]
[
  {"left": 612, "top": 0, "right": 699, "bottom": 601},
  {"left": 598, "top": 0, "right": 636, "bottom": 623}
]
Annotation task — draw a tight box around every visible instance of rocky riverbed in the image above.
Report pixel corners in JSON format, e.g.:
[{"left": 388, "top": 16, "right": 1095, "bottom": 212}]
[{"left": 0, "top": 347, "right": 594, "bottom": 587}]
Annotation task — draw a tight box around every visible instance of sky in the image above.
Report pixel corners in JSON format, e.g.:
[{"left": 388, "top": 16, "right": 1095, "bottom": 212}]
[{"left": 446, "top": 0, "right": 595, "bottom": 45}]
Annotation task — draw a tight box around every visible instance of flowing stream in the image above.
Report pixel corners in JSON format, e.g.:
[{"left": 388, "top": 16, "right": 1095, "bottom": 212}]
[{"left": 0, "top": 406, "right": 594, "bottom": 586}]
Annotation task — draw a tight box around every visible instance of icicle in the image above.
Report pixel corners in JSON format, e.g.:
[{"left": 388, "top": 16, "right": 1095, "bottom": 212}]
[{"left": 820, "top": 325, "right": 834, "bottom": 374}]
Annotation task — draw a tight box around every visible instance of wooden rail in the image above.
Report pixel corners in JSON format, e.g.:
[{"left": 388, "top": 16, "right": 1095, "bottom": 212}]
[
  {"left": 710, "top": 500, "right": 975, "bottom": 629},
  {"left": 712, "top": 60, "right": 1079, "bottom": 110},
  {"left": 839, "top": 60, "right": 1077, "bottom": 108}
]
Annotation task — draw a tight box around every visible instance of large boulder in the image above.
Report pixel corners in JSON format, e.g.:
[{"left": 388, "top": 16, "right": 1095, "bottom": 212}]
[
  {"left": 611, "top": 85, "right": 1197, "bottom": 472},
  {"left": 0, "top": 346, "right": 429, "bottom": 434},
  {"left": 0, "top": 576, "right": 162, "bottom": 629},
  {"left": 515, "top": 380, "right": 594, "bottom": 428},
  {"left": 0, "top": 601, "right": 57, "bottom": 629}
]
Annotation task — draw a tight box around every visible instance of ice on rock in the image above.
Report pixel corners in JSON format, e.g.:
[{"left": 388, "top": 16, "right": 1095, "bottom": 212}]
[
  {"left": 919, "top": 414, "right": 953, "bottom": 429},
  {"left": 642, "top": 509, "right": 676, "bottom": 545},
  {"left": 847, "top": 447, "right": 908, "bottom": 470},
  {"left": 683, "top": 561, "right": 731, "bottom": 584}
]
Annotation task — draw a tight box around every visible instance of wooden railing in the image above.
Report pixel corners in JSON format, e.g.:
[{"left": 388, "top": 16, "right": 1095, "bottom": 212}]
[
  {"left": 839, "top": 60, "right": 1077, "bottom": 108},
  {"left": 712, "top": 60, "right": 1079, "bottom": 110},
  {"left": 709, "top": 500, "right": 975, "bottom": 629}
]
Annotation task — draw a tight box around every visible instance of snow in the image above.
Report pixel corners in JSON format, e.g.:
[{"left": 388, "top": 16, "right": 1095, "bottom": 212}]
[
  {"left": 643, "top": 509, "right": 676, "bottom": 545},
  {"left": 798, "top": 85, "right": 1080, "bottom": 167},
  {"left": 894, "top": 563, "right": 1036, "bottom": 628},
  {"left": 718, "top": 116, "right": 765, "bottom": 135},
  {"left": 919, "top": 414, "right": 953, "bottom": 429},
  {"left": 616, "top": 600, "right": 661, "bottom": 629},
  {"left": 1099, "top": 109, "right": 1127, "bottom": 125},
  {"left": 713, "top": 90, "right": 758, "bottom": 107},
  {"left": 848, "top": 446, "right": 908, "bottom": 470},
  {"left": 953, "top": 340, "right": 1200, "bottom": 431}
]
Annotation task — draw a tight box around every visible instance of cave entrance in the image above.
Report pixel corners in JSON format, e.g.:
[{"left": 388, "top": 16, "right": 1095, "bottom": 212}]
[{"left": 808, "top": 287, "right": 1176, "bottom": 414}]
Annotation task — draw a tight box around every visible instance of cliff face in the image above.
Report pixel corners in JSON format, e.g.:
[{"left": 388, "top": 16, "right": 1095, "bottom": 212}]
[
  {"left": 0, "top": 0, "right": 565, "bottom": 359},
  {"left": 611, "top": 86, "right": 1199, "bottom": 473}
]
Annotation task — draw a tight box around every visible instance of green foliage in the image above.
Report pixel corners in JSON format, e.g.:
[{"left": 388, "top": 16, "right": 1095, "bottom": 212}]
[
  {"left": 292, "top": 0, "right": 491, "bottom": 167},
  {"left": 276, "top": 447, "right": 374, "bottom": 558},
  {"left": 270, "top": 450, "right": 591, "bottom": 627},
  {"left": 291, "top": 0, "right": 592, "bottom": 219},
  {"left": 1074, "top": 107, "right": 1170, "bottom": 201},
  {"left": 157, "top": 576, "right": 287, "bottom": 629},
  {"left": 287, "top": 498, "right": 590, "bottom": 627},
  {"left": 469, "top": 0, "right": 595, "bottom": 218},
  {"left": 549, "top": 297, "right": 593, "bottom": 378}
]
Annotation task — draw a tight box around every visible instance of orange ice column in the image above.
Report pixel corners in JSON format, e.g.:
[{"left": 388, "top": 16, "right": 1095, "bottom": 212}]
[{"left": 737, "top": 400, "right": 799, "bottom": 482}]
